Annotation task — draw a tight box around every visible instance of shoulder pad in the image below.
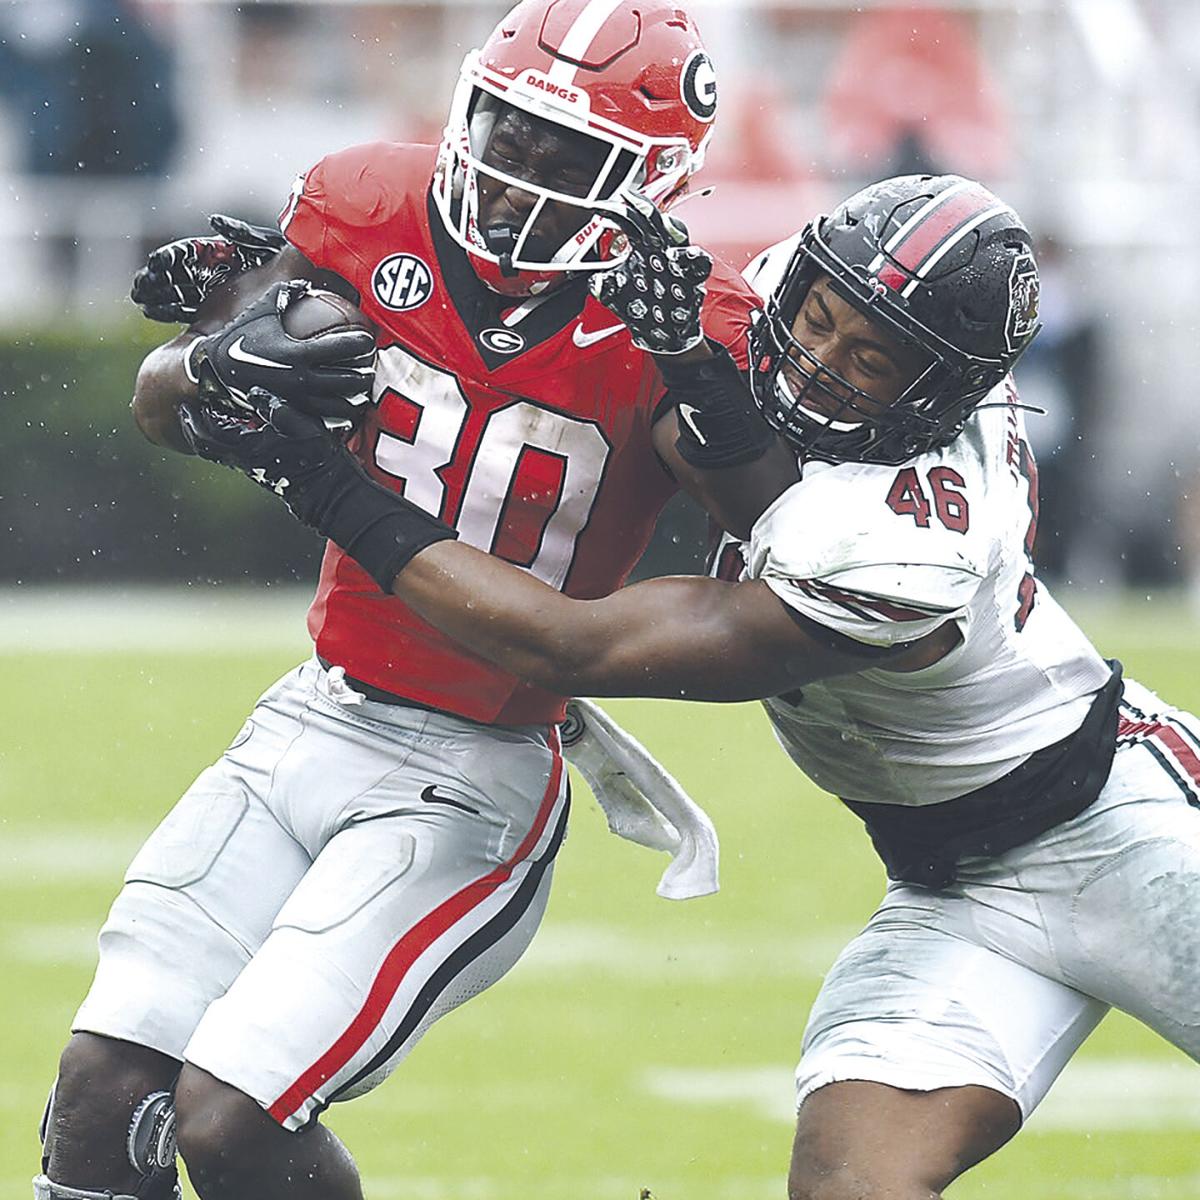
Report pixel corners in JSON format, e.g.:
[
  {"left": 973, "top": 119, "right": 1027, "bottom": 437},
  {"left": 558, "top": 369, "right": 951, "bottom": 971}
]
[
  {"left": 281, "top": 142, "right": 433, "bottom": 291},
  {"left": 741, "top": 233, "right": 803, "bottom": 303},
  {"left": 747, "top": 463, "right": 986, "bottom": 646},
  {"left": 298, "top": 142, "right": 430, "bottom": 231}
]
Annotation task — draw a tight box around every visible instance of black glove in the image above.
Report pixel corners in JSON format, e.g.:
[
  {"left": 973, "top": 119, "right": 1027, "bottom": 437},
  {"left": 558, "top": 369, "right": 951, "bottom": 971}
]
[
  {"left": 590, "top": 192, "right": 712, "bottom": 355},
  {"left": 131, "top": 214, "right": 287, "bottom": 323},
  {"left": 179, "top": 389, "right": 456, "bottom": 591},
  {"left": 184, "top": 280, "right": 376, "bottom": 423}
]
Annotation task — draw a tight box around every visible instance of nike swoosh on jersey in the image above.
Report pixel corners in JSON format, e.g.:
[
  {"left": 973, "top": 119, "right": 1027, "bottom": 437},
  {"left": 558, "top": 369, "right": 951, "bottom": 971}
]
[
  {"left": 226, "top": 336, "right": 291, "bottom": 370},
  {"left": 677, "top": 403, "right": 707, "bottom": 445},
  {"left": 572, "top": 322, "right": 626, "bottom": 349}
]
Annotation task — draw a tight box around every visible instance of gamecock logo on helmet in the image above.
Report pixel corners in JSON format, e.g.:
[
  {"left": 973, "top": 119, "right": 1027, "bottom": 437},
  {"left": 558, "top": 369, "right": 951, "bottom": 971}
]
[{"left": 1005, "top": 252, "right": 1040, "bottom": 353}]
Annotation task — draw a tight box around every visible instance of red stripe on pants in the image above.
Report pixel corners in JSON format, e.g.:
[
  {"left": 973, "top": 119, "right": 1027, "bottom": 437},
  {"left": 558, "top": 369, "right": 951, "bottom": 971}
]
[
  {"left": 1118, "top": 714, "right": 1200, "bottom": 789},
  {"left": 268, "top": 737, "right": 564, "bottom": 1124}
]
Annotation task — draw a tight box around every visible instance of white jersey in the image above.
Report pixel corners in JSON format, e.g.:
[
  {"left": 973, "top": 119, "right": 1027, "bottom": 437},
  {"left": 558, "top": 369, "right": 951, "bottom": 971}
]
[{"left": 735, "top": 240, "right": 1112, "bottom": 807}]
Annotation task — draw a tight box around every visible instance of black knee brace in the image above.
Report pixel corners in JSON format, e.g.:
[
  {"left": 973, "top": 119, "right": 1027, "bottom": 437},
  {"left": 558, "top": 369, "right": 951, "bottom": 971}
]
[{"left": 33, "top": 1088, "right": 180, "bottom": 1200}]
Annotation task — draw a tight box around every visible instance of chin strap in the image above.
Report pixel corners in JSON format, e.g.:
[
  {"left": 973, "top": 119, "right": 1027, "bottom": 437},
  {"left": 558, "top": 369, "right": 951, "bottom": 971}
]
[
  {"left": 484, "top": 225, "right": 519, "bottom": 277},
  {"left": 974, "top": 399, "right": 1046, "bottom": 416}
]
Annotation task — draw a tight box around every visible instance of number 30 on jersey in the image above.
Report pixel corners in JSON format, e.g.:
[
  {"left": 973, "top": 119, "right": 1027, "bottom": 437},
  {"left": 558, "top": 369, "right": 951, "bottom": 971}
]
[{"left": 368, "top": 346, "right": 611, "bottom": 590}]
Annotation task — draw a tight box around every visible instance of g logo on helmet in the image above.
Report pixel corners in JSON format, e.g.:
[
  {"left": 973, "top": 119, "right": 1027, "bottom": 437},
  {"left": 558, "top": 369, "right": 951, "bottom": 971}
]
[
  {"left": 681, "top": 51, "right": 717, "bottom": 124},
  {"left": 372, "top": 253, "right": 434, "bottom": 312},
  {"left": 1005, "top": 251, "right": 1040, "bottom": 353}
]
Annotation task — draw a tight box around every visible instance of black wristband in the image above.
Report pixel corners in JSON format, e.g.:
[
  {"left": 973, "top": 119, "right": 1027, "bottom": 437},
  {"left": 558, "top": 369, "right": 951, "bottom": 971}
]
[
  {"left": 305, "top": 454, "right": 458, "bottom": 592},
  {"left": 662, "top": 342, "right": 776, "bottom": 469}
]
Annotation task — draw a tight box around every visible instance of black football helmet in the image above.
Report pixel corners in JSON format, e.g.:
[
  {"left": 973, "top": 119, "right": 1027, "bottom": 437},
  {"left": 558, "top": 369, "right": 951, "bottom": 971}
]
[{"left": 748, "top": 174, "right": 1042, "bottom": 465}]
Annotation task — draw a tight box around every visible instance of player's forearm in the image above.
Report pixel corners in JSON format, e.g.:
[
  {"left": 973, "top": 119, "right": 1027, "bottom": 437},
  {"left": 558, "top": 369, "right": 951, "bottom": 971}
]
[
  {"left": 674, "top": 435, "right": 800, "bottom": 539},
  {"left": 130, "top": 273, "right": 258, "bottom": 452},
  {"left": 390, "top": 542, "right": 606, "bottom": 693},
  {"left": 132, "top": 333, "right": 201, "bottom": 453},
  {"left": 394, "top": 545, "right": 787, "bottom": 701},
  {"left": 651, "top": 355, "right": 801, "bottom": 539}
]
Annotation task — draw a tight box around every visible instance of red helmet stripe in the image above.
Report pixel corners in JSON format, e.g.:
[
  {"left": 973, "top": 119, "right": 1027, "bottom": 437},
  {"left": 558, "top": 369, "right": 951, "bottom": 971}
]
[
  {"left": 886, "top": 183, "right": 999, "bottom": 276},
  {"left": 876, "top": 262, "right": 907, "bottom": 292}
]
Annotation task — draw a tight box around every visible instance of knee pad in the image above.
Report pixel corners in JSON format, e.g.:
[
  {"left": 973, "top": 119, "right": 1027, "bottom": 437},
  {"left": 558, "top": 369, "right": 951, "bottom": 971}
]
[{"left": 32, "top": 1089, "right": 180, "bottom": 1200}]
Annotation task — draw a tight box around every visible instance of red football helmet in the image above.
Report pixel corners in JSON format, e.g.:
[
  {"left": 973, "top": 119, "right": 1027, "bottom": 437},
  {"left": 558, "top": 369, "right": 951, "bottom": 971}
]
[{"left": 432, "top": 0, "right": 717, "bottom": 297}]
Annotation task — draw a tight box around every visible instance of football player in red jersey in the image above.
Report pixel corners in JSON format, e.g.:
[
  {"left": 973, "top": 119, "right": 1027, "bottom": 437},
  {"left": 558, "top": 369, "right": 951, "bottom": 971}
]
[
  {"left": 185, "top": 173, "right": 1200, "bottom": 1200},
  {"left": 36, "top": 4, "right": 795, "bottom": 1200}
]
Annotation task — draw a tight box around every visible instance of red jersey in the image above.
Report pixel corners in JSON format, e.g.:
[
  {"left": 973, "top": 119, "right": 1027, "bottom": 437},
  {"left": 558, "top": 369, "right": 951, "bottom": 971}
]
[{"left": 281, "top": 142, "right": 757, "bottom": 725}]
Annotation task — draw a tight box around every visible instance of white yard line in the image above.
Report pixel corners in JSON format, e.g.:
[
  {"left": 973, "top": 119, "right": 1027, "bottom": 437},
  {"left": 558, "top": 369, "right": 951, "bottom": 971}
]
[
  {"left": 641, "top": 1058, "right": 1200, "bottom": 1132},
  {"left": 3, "top": 897, "right": 854, "bottom": 981},
  {"left": 0, "top": 586, "right": 313, "bottom": 653},
  {"left": 511, "top": 920, "right": 855, "bottom": 981},
  {"left": 1, "top": 826, "right": 148, "bottom": 883},
  {"left": 3, "top": 923, "right": 100, "bottom": 967}
]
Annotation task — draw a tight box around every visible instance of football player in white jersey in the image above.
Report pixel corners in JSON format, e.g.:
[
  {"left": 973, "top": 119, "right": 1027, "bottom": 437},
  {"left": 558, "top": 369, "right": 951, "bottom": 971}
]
[{"left": 181, "top": 174, "right": 1200, "bottom": 1198}]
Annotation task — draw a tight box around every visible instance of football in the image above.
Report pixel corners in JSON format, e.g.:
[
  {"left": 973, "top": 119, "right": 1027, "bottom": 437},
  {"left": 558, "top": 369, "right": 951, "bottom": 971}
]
[
  {"left": 277, "top": 286, "right": 377, "bottom": 428},
  {"left": 280, "top": 287, "right": 376, "bottom": 340}
]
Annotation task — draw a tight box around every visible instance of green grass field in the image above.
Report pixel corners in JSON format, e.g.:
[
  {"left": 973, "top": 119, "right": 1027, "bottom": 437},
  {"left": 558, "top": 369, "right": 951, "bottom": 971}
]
[{"left": 2, "top": 590, "right": 1197, "bottom": 1198}]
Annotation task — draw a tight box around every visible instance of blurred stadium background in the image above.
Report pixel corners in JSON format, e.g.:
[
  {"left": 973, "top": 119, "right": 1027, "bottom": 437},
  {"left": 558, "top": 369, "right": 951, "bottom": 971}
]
[{"left": 2, "top": 0, "right": 1199, "bottom": 1196}]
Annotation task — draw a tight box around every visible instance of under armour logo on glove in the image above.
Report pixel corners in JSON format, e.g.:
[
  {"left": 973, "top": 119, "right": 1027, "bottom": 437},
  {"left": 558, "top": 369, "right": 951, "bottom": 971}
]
[
  {"left": 250, "top": 466, "right": 290, "bottom": 497},
  {"left": 130, "top": 214, "right": 286, "bottom": 324},
  {"left": 179, "top": 388, "right": 458, "bottom": 593},
  {"left": 590, "top": 191, "right": 712, "bottom": 356},
  {"left": 179, "top": 388, "right": 342, "bottom": 518}
]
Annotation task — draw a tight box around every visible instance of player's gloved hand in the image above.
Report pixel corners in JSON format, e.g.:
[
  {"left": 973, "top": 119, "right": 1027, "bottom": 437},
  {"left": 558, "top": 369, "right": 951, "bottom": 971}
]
[
  {"left": 180, "top": 386, "right": 343, "bottom": 500},
  {"left": 590, "top": 191, "right": 712, "bottom": 355},
  {"left": 179, "top": 389, "right": 455, "bottom": 591},
  {"left": 130, "top": 214, "right": 287, "bottom": 323},
  {"left": 184, "top": 279, "right": 376, "bottom": 424},
  {"left": 660, "top": 342, "right": 777, "bottom": 469}
]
